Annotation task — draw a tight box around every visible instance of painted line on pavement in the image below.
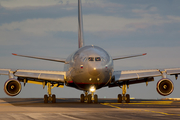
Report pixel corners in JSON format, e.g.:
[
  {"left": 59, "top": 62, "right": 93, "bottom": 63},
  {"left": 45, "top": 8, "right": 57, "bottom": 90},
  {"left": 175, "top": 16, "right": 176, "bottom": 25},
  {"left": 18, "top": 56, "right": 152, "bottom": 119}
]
[{"left": 101, "top": 103, "right": 180, "bottom": 116}]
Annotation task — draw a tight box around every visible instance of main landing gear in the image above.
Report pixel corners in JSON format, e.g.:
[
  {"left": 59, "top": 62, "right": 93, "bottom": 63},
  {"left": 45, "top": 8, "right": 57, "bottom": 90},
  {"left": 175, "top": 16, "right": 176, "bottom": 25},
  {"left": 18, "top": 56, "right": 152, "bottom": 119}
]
[
  {"left": 80, "top": 91, "right": 98, "bottom": 104},
  {"left": 118, "top": 84, "right": 130, "bottom": 103},
  {"left": 44, "top": 82, "right": 56, "bottom": 103}
]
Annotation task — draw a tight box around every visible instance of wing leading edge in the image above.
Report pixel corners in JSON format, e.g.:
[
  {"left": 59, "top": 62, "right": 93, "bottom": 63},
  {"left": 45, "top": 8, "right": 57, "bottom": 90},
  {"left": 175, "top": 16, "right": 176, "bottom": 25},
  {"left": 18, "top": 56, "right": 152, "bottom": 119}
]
[
  {"left": 0, "top": 69, "right": 66, "bottom": 87},
  {"left": 109, "top": 68, "right": 180, "bottom": 87},
  {"left": 14, "top": 69, "right": 66, "bottom": 82},
  {"left": 112, "top": 53, "right": 147, "bottom": 60},
  {"left": 12, "top": 53, "right": 66, "bottom": 63}
]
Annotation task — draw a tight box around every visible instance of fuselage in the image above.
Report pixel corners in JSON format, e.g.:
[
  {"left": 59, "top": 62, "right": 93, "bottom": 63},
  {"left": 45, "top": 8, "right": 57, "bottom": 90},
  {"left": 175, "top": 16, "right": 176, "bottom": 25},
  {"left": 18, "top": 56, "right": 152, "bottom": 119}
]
[{"left": 64, "top": 45, "right": 113, "bottom": 91}]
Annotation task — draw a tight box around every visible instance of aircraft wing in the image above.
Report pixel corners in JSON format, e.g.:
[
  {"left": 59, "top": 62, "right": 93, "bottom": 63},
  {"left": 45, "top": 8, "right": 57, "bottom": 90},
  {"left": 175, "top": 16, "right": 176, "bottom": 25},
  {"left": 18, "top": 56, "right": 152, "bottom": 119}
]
[
  {"left": 109, "top": 68, "right": 180, "bottom": 87},
  {"left": 12, "top": 53, "right": 66, "bottom": 63},
  {"left": 112, "top": 53, "right": 147, "bottom": 60},
  {"left": 165, "top": 68, "right": 180, "bottom": 75},
  {"left": 0, "top": 69, "right": 66, "bottom": 87}
]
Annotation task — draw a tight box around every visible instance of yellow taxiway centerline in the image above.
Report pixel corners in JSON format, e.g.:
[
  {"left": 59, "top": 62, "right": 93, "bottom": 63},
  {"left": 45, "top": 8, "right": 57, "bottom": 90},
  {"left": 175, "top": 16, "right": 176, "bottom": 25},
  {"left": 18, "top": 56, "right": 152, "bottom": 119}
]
[{"left": 101, "top": 102, "right": 180, "bottom": 116}]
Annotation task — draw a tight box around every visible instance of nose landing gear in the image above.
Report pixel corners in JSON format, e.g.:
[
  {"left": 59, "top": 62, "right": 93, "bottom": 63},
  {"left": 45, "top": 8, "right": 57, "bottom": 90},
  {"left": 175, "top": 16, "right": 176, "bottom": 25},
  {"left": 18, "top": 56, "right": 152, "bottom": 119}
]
[
  {"left": 87, "top": 93, "right": 98, "bottom": 103},
  {"left": 118, "top": 84, "right": 130, "bottom": 103},
  {"left": 80, "top": 91, "right": 98, "bottom": 103}
]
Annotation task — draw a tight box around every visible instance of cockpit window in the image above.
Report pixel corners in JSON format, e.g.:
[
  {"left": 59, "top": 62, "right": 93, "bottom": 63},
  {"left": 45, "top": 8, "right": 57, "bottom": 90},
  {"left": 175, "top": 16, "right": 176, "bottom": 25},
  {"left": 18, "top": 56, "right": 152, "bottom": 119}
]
[
  {"left": 95, "top": 57, "right": 101, "bottom": 61},
  {"left": 83, "top": 57, "right": 87, "bottom": 62},
  {"left": 101, "top": 57, "right": 105, "bottom": 62},
  {"left": 88, "top": 57, "right": 94, "bottom": 61}
]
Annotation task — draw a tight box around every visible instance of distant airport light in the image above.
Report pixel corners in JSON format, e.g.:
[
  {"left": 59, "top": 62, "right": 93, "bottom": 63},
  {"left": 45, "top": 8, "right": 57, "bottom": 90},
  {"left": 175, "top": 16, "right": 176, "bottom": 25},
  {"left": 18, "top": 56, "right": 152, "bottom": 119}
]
[
  {"left": 94, "top": 68, "right": 96, "bottom": 70},
  {"left": 90, "top": 86, "right": 96, "bottom": 92}
]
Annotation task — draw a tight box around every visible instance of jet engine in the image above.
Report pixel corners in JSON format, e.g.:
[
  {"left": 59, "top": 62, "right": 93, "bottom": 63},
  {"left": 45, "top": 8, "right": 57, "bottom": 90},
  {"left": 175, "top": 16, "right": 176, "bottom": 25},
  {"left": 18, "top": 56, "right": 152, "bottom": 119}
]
[
  {"left": 4, "top": 79, "right": 21, "bottom": 96},
  {"left": 156, "top": 78, "right": 174, "bottom": 96}
]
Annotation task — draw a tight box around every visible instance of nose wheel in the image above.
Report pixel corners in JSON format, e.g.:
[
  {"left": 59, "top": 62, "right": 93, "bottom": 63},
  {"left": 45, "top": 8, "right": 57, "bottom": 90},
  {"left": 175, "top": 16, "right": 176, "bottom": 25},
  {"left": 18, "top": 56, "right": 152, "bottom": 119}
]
[
  {"left": 80, "top": 94, "right": 85, "bottom": 103},
  {"left": 87, "top": 94, "right": 92, "bottom": 103},
  {"left": 118, "top": 84, "right": 130, "bottom": 103},
  {"left": 80, "top": 91, "right": 98, "bottom": 103},
  {"left": 94, "top": 94, "right": 98, "bottom": 103},
  {"left": 80, "top": 91, "right": 88, "bottom": 103}
]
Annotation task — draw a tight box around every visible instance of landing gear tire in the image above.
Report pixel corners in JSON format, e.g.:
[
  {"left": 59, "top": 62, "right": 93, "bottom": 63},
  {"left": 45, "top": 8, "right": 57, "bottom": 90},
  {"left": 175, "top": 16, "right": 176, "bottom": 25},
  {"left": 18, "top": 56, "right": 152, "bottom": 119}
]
[
  {"left": 80, "top": 94, "right": 84, "bottom": 103},
  {"left": 52, "top": 94, "right": 56, "bottom": 103},
  {"left": 126, "top": 94, "right": 130, "bottom": 103},
  {"left": 94, "top": 94, "right": 98, "bottom": 104},
  {"left": 44, "top": 94, "right": 48, "bottom": 103},
  {"left": 87, "top": 94, "right": 92, "bottom": 103},
  {"left": 118, "top": 94, "right": 122, "bottom": 103}
]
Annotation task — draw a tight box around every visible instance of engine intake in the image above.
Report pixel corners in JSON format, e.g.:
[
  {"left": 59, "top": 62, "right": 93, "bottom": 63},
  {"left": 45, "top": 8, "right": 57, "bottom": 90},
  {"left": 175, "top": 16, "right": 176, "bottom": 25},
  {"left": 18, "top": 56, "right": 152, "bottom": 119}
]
[
  {"left": 156, "top": 78, "right": 174, "bottom": 96},
  {"left": 4, "top": 79, "right": 21, "bottom": 96}
]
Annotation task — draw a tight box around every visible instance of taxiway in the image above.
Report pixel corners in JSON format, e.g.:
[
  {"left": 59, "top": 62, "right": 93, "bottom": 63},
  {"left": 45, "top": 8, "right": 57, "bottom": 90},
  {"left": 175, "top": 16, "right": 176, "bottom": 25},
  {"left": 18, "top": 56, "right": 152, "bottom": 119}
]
[{"left": 0, "top": 98, "right": 180, "bottom": 120}]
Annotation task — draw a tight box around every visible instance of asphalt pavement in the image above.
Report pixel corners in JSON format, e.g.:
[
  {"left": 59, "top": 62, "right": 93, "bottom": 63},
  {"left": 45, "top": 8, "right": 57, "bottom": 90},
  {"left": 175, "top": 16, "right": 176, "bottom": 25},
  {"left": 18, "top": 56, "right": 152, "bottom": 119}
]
[{"left": 0, "top": 98, "right": 180, "bottom": 120}]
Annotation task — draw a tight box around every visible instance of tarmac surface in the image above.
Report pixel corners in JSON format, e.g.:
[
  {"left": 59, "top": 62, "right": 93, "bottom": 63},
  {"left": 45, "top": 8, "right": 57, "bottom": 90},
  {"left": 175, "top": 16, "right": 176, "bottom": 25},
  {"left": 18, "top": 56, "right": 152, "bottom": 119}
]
[{"left": 0, "top": 98, "right": 180, "bottom": 120}]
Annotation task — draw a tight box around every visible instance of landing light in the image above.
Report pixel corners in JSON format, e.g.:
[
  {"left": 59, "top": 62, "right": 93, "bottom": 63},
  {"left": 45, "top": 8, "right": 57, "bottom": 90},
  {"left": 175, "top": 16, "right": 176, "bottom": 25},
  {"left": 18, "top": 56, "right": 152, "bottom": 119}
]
[{"left": 89, "top": 86, "right": 96, "bottom": 92}]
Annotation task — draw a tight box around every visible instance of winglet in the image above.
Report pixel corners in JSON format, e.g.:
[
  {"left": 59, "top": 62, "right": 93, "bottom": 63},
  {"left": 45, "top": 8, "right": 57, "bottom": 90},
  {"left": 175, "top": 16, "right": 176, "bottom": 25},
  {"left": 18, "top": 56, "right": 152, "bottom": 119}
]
[
  {"left": 142, "top": 53, "right": 147, "bottom": 56},
  {"left": 12, "top": 53, "right": 17, "bottom": 56}
]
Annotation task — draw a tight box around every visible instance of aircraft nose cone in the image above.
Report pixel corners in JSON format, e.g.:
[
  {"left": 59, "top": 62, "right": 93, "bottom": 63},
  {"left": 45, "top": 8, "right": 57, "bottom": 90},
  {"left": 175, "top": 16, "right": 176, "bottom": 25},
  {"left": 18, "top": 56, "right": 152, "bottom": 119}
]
[{"left": 88, "top": 67, "right": 101, "bottom": 76}]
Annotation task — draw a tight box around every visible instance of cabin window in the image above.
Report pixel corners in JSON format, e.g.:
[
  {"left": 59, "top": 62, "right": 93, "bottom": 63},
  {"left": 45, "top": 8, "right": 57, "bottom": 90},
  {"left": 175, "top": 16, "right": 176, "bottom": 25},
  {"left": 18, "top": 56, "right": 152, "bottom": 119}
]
[
  {"left": 95, "top": 57, "right": 101, "bottom": 61},
  {"left": 88, "top": 57, "right": 94, "bottom": 61}
]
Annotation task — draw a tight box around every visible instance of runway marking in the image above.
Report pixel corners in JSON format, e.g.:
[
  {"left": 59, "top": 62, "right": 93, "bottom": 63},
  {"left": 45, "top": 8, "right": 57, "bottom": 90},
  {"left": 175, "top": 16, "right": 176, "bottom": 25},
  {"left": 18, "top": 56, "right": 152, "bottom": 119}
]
[
  {"left": 57, "top": 113, "right": 83, "bottom": 120},
  {"left": 110, "top": 101, "right": 173, "bottom": 105},
  {"left": 101, "top": 103, "right": 180, "bottom": 116},
  {"left": 139, "top": 101, "right": 173, "bottom": 104},
  {"left": 102, "top": 103, "right": 121, "bottom": 109},
  {"left": 23, "top": 113, "right": 84, "bottom": 120}
]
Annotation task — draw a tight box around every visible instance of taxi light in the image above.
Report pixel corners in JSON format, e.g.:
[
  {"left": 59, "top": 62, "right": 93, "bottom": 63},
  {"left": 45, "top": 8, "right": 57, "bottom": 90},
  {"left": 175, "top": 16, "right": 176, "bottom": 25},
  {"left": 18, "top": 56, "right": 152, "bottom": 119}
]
[{"left": 89, "top": 86, "right": 96, "bottom": 92}]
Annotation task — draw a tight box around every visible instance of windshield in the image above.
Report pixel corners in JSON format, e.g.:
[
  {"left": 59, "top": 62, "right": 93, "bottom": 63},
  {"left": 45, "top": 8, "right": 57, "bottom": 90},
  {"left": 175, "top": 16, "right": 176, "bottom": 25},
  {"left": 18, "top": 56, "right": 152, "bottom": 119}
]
[
  {"left": 95, "top": 57, "right": 101, "bottom": 61},
  {"left": 88, "top": 57, "right": 101, "bottom": 61},
  {"left": 88, "top": 57, "right": 94, "bottom": 61}
]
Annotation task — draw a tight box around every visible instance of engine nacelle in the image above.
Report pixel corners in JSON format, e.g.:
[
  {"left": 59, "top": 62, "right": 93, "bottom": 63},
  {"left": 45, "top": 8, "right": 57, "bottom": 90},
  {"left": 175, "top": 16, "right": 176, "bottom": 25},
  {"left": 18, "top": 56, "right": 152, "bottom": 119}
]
[
  {"left": 156, "top": 78, "right": 174, "bottom": 96},
  {"left": 4, "top": 79, "right": 21, "bottom": 96}
]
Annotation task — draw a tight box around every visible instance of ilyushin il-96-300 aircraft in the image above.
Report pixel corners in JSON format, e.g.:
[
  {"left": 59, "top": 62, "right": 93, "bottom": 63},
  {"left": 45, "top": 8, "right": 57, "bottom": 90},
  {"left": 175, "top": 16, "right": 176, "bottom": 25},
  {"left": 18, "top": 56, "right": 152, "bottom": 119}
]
[{"left": 0, "top": 0, "right": 180, "bottom": 103}]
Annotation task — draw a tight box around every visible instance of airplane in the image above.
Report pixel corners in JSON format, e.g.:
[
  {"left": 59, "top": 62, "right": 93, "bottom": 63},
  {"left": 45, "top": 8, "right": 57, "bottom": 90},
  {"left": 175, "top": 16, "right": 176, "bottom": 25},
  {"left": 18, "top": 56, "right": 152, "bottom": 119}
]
[{"left": 0, "top": 0, "right": 180, "bottom": 103}]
